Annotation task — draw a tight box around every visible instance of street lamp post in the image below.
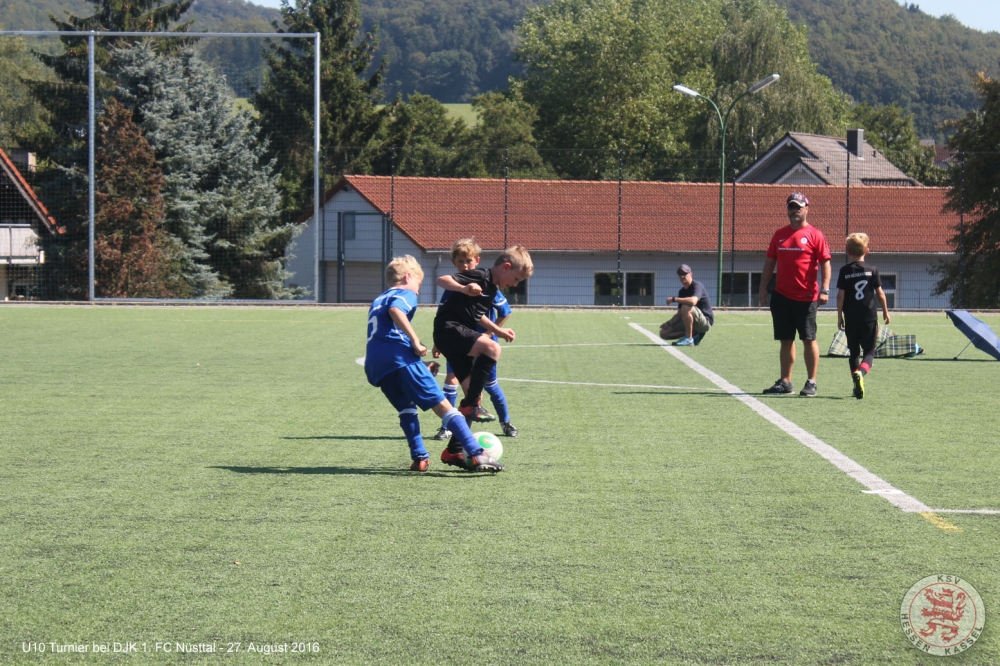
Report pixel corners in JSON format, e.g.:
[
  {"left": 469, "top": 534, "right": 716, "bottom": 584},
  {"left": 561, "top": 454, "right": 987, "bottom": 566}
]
[{"left": 673, "top": 74, "right": 779, "bottom": 305}]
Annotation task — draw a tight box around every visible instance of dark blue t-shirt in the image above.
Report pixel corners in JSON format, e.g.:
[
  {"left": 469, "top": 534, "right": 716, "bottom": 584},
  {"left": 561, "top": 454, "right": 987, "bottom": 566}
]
[{"left": 678, "top": 280, "right": 714, "bottom": 325}]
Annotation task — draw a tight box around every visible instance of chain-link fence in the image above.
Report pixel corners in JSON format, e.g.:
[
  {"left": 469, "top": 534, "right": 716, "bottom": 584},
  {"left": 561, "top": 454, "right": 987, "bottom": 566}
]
[
  {"left": 308, "top": 142, "right": 981, "bottom": 310},
  {"left": 0, "top": 32, "right": 988, "bottom": 308}
]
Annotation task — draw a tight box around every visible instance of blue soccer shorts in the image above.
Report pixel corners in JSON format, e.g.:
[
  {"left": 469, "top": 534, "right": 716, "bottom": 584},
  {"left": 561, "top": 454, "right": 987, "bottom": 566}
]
[{"left": 379, "top": 363, "right": 445, "bottom": 412}]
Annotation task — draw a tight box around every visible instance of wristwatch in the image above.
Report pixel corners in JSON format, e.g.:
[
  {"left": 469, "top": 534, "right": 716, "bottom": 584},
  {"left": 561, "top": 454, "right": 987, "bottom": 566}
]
[{"left": 819, "top": 289, "right": 830, "bottom": 295}]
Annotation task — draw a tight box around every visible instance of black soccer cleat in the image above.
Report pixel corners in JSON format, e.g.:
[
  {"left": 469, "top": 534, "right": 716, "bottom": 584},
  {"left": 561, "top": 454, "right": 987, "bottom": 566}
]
[{"left": 762, "top": 379, "right": 794, "bottom": 395}]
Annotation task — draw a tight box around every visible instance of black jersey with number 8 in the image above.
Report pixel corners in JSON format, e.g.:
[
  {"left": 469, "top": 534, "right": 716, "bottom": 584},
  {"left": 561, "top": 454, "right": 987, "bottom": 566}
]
[{"left": 837, "top": 261, "right": 882, "bottom": 322}]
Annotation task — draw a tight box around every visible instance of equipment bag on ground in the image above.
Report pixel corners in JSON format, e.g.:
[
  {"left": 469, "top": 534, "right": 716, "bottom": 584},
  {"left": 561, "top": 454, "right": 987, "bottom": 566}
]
[{"left": 828, "top": 327, "right": 922, "bottom": 358}]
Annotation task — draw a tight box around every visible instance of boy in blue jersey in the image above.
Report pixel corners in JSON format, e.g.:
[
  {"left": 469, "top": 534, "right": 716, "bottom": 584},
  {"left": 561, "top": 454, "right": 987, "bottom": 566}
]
[
  {"left": 432, "top": 238, "right": 519, "bottom": 442},
  {"left": 433, "top": 246, "right": 533, "bottom": 468},
  {"left": 836, "top": 233, "right": 891, "bottom": 400},
  {"left": 365, "top": 255, "right": 503, "bottom": 472}
]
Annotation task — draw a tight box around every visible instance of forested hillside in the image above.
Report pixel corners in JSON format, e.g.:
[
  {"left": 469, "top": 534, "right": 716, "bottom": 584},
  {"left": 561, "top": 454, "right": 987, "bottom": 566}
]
[
  {"left": 359, "top": 0, "right": 1000, "bottom": 137},
  {"left": 3, "top": 0, "right": 999, "bottom": 137},
  {"left": 0, "top": 0, "right": 280, "bottom": 95},
  {"left": 779, "top": 0, "right": 1000, "bottom": 138}
]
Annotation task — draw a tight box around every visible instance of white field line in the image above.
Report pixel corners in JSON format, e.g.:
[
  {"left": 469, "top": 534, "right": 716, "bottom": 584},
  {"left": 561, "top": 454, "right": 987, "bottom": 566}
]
[
  {"left": 498, "top": 377, "right": 723, "bottom": 392},
  {"left": 628, "top": 322, "right": 933, "bottom": 514}
]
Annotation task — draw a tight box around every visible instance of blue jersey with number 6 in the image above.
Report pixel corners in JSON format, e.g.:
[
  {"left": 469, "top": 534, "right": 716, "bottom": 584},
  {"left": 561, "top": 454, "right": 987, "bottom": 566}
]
[{"left": 365, "top": 288, "right": 420, "bottom": 386}]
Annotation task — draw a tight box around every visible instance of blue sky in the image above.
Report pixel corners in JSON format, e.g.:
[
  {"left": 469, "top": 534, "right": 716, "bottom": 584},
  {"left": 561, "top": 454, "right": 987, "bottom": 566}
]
[
  {"left": 900, "top": 0, "right": 1000, "bottom": 34},
  {"left": 247, "top": 0, "right": 999, "bottom": 34}
]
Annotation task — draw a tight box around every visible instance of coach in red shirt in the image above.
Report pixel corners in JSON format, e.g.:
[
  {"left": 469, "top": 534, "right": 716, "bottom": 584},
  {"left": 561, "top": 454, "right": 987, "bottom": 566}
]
[{"left": 758, "top": 192, "right": 832, "bottom": 397}]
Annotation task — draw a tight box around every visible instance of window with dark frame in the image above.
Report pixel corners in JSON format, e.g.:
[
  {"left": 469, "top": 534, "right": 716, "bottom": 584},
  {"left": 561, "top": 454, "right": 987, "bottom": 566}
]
[{"left": 594, "top": 272, "right": 654, "bottom": 306}]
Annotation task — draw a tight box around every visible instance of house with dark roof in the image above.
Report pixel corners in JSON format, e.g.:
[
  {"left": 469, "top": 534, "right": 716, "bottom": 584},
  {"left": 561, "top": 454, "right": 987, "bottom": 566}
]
[
  {"left": 286, "top": 175, "right": 958, "bottom": 309},
  {"left": 0, "top": 147, "right": 61, "bottom": 299},
  {"left": 737, "top": 130, "right": 919, "bottom": 187}
]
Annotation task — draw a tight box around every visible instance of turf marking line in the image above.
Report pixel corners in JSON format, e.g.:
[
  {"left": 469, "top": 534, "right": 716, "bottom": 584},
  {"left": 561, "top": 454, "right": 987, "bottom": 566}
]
[{"left": 629, "top": 323, "right": 937, "bottom": 516}]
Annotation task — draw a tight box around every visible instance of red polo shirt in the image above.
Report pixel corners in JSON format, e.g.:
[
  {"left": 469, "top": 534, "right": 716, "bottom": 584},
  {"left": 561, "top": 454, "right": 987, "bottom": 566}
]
[{"left": 766, "top": 224, "right": 832, "bottom": 302}]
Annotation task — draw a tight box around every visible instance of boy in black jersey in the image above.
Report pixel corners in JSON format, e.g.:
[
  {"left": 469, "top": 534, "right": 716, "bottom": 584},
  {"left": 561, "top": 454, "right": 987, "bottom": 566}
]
[
  {"left": 433, "top": 246, "right": 533, "bottom": 467},
  {"left": 836, "top": 233, "right": 891, "bottom": 399}
]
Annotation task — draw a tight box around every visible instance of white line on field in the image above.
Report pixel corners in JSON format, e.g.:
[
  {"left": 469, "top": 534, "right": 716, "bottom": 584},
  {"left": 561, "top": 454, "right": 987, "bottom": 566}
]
[
  {"left": 498, "top": 377, "right": 724, "bottom": 392},
  {"left": 628, "top": 322, "right": 933, "bottom": 514}
]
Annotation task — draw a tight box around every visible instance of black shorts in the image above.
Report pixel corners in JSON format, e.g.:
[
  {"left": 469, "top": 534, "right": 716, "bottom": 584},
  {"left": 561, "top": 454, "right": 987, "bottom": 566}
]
[
  {"left": 433, "top": 320, "right": 483, "bottom": 382},
  {"left": 845, "top": 319, "right": 879, "bottom": 354},
  {"left": 770, "top": 290, "right": 818, "bottom": 341}
]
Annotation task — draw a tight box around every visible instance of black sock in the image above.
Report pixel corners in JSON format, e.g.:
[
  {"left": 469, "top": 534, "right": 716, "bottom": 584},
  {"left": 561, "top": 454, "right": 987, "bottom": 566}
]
[{"left": 462, "top": 356, "right": 497, "bottom": 408}]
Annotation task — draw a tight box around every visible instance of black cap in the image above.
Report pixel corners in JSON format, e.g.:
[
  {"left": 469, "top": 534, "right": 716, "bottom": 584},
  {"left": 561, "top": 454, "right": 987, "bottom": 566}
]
[
  {"left": 787, "top": 192, "right": 809, "bottom": 208},
  {"left": 677, "top": 264, "right": 692, "bottom": 275}
]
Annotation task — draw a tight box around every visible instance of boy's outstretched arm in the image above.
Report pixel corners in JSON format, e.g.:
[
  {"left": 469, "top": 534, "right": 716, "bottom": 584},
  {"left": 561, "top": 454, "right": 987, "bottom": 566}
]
[
  {"left": 836, "top": 290, "right": 846, "bottom": 330},
  {"left": 478, "top": 315, "right": 514, "bottom": 342},
  {"left": 438, "top": 275, "right": 482, "bottom": 297},
  {"left": 876, "top": 287, "right": 891, "bottom": 324},
  {"left": 388, "top": 307, "right": 427, "bottom": 357}
]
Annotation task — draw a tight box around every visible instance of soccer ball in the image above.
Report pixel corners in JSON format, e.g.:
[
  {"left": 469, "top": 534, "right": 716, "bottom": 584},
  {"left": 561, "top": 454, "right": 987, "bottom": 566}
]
[{"left": 473, "top": 431, "right": 504, "bottom": 461}]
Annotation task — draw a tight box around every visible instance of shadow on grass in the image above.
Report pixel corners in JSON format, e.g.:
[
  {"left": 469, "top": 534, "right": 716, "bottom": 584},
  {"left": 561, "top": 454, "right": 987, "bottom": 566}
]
[
  {"left": 908, "top": 357, "right": 999, "bottom": 363},
  {"left": 281, "top": 435, "right": 402, "bottom": 441},
  {"left": 210, "top": 465, "right": 469, "bottom": 478},
  {"left": 614, "top": 390, "right": 848, "bottom": 400}
]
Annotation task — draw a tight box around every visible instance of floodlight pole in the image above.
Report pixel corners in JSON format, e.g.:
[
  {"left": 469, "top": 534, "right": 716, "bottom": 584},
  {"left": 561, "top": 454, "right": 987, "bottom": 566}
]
[{"left": 673, "top": 74, "right": 779, "bottom": 305}]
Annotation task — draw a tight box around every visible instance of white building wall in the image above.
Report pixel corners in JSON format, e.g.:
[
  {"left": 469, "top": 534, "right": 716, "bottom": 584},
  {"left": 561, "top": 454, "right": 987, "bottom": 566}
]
[{"left": 287, "top": 191, "right": 954, "bottom": 308}]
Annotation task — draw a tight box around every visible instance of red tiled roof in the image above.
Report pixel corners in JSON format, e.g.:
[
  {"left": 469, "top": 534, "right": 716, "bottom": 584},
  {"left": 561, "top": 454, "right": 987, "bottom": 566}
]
[
  {"left": 340, "top": 176, "right": 958, "bottom": 254},
  {"left": 0, "top": 146, "right": 61, "bottom": 234}
]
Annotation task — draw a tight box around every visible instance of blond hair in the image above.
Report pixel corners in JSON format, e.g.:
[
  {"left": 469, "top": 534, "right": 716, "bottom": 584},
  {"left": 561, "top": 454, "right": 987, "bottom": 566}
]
[
  {"left": 846, "top": 233, "right": 870, "bottom": 258},
  {"left": 451, "top": 237, "right": 481, "bottom": 262},
  {"left": 495, "top": 245, "right": 534, "bottom": 277},
  {"left": 385, "top": 255, "right": 424, "bottom": 286}
]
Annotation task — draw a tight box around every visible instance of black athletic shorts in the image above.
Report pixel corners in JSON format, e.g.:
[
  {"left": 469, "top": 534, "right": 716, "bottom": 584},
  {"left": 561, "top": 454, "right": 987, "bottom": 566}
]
[
  {"left": 845, "top": 319, "right": 879, "bottom": 354},
  {"left": 770, "top": 290, "right": 818, "bottom": 341},
  {"left": 433, "top": 320, "right": 483, "bottom": 381}
]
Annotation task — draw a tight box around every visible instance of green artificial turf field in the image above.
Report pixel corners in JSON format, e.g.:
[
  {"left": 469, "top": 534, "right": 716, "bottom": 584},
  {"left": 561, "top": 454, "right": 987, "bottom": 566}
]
[{"left": 2, "top": 306, "right": 997, "bottom": 665}]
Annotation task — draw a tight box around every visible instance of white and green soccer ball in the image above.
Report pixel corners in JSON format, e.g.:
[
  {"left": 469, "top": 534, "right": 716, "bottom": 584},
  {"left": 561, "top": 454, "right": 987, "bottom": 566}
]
[{"left": 473, "top": 431, "right": 504, "bottom": 461}]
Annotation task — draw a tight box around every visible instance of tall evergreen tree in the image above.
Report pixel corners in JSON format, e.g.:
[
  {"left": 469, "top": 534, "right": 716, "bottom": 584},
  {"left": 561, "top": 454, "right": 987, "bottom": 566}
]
[
  {"left": 112, "top": 44, "right": 302, "bottom": 299},
  {"left": 0, "top": 32, "right": 51, "bottom": 148},
  {"left": 252, "top": 0, "right": 387, "bottom": 218},
  {"left": 932, "top": 74, "right": 1000, "bottom": 308},
  {"left": 94, "top": 99, "right": 184, "bottom": 298},
  {"left": 22, "top": 0, "right": 193, "bottom": 298}
]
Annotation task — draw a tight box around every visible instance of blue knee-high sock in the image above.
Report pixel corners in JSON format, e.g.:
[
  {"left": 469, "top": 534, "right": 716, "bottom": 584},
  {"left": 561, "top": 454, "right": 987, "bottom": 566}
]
[
  {"left": 399, "top": 408, "right": 428, "bottom": 460},
  {"left": 443, "top": 409, "right": 483, "bottom": 457},
  {"left": 485, "top": 380, "right": 510, "bottom": 422},
  {"left": 443, "top": 383, "right": 459, "bottom": 410}
]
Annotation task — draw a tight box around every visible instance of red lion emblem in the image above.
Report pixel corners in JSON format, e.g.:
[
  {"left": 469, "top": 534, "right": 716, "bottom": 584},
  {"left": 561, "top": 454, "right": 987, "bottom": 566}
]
[{"left": 918, "top": 586, "right": 967, "bottom": 643}]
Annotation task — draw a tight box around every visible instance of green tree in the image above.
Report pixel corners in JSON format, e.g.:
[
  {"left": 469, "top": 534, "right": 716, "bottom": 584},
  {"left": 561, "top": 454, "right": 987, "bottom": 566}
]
[
  {"left": 931, "top": 74, "right": 1000, "bottom": 308},
  {"left": 0, "top": 32, "right": 50, "bottom": 148},
  {"left": 850, "top": 102, "right": 944, "bottom": 185},
  {"left": 515, "top": 0, "right": 723, "bottom": 179},
  {"left": 113, "top": 44, "right": 302, "bottom": 299},
  {"left": 705, "top": 0, "right": 851, "bottom": 173},
  {"left": 460, "top": 89, "right": 555, "bottom": 178},
  {"left": 371, "top": 94, "right": 468, "bottom": 176},
  {"left": 94, "top": 99, "right": 184, "bottom": 298},
  {"left": 252, "top": 0, "right": 387, "bottom": 217}
]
